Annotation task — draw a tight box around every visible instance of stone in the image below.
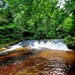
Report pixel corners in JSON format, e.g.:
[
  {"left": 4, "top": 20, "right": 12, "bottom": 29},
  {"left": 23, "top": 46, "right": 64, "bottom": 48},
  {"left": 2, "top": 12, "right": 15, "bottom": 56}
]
[{"left": 0, "top": 49, "right": 75, "bottom": 75}]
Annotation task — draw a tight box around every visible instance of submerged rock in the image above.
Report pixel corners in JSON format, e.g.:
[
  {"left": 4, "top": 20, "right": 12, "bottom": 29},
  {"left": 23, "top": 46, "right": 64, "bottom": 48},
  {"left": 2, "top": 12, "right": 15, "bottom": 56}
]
[
  {"left": 0, "top": 49, "right": 75, "bottom": 75},
  {"left": 0, "top": 47, "right": 7, "bottom": 51}
]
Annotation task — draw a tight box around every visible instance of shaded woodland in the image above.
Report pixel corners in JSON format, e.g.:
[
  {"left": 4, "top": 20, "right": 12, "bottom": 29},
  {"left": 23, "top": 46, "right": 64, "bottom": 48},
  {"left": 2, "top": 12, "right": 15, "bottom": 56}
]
[{"left": 0, "top": 0, "right": 75, "bottom": 49}]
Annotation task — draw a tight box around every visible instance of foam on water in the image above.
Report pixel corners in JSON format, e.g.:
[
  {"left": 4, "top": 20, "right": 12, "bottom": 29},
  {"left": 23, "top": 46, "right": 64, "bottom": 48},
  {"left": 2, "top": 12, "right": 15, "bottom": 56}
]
[
  {"left": 0, "top": 39, "right": 70, "bottom": 54},
  {"left": 28, "top": 40, "right": 69, "bottom": 50},
  {"left": 0, "top": 43, "right": 22, "bottom": 54}
]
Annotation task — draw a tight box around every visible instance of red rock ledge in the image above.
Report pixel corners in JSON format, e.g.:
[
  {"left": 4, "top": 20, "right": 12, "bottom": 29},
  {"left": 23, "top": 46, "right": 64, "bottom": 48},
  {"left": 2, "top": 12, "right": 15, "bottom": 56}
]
[{"left": 0, "top": 49, "right": 75, "bottom": 75}]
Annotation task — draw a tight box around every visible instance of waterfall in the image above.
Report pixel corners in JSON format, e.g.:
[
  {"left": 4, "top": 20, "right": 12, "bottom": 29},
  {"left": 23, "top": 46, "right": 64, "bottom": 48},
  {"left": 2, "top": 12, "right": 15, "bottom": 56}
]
[
  {"left": 28, "top": 40, "right": 69, "bottom": 50},
  {"left": 0, "top": 39, "right": 70, "bottom": 54}
]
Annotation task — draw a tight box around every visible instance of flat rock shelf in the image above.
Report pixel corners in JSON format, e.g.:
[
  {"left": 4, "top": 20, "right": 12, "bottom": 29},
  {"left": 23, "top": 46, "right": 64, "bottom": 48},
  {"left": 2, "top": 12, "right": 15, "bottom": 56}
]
[{"left": 0, "top": 48, "right": 75, "bottom": 75}]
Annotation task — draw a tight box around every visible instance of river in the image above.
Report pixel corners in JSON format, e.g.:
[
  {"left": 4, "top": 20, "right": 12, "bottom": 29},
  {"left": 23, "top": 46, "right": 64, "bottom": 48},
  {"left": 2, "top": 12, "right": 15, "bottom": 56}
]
[{"left": 0, "top": 39, "right": 75, "bottom": 75}]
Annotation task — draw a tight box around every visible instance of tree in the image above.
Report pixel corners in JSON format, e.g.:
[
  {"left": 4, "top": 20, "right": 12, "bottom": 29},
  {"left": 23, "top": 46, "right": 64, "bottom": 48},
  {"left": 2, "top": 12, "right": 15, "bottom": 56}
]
[
  {"left": 0, "top": 0, "right": 75, "bottom": 49},
  {"left": 63, "top": 0, "right": 75, "bottom": 49}
]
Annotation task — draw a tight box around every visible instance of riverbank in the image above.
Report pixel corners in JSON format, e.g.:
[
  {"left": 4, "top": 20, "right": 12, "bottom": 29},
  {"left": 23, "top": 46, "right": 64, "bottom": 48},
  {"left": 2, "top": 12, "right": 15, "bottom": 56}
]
[{"left": 0, "top": 40, "right": 19, "bottom": 48}]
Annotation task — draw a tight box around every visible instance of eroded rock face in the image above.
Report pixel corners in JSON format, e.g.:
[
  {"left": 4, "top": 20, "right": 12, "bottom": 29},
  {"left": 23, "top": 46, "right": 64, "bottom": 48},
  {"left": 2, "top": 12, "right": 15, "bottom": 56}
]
[{"left": 0, "top": 49, "right": 75, "bottom": 75}]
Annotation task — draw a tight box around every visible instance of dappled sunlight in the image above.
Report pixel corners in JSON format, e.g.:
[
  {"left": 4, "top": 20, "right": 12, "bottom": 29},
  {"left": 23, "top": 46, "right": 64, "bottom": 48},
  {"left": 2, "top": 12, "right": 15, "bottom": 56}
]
[{"left": 0, "top": 0, "right": 75, "bottom": 75}]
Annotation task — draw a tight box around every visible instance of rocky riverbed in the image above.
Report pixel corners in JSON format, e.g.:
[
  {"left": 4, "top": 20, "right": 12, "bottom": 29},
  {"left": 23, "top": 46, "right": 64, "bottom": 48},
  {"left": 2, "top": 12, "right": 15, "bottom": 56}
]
[{"left": 0, "top": 47, "right": 75, "bottom": 75}]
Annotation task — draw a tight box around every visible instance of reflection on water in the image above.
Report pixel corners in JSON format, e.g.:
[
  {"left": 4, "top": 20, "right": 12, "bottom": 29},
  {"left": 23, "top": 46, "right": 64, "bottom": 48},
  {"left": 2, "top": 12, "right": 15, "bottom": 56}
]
[
  {"left": 27, "top": 57, "right": 70, "bottom": 75},
  {"left": 45, "top": 57, "right": 70, "bottom": 75},
  {"left": 0, "top": 40, "right": 74, "bottom": 75},
  {"left": 0, "top": 49, "right": 75, "bottom": 75}
]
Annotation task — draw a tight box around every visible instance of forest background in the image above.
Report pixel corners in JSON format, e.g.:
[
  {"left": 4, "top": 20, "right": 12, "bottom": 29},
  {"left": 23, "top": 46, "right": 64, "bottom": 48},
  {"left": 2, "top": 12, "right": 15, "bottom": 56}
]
[{"left": 0, "top": 0, "right": 75, "bottom": 49}]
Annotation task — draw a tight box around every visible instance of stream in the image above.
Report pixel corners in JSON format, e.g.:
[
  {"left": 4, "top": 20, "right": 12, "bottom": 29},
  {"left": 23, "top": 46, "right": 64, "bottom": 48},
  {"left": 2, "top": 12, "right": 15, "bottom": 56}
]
[{"left": 0, "top": 39, "right": 75, "bottom": 75}]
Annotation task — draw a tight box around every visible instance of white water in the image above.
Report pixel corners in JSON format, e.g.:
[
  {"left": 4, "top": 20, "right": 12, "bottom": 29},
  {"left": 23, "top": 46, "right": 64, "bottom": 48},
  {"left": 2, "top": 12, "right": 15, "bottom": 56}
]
[
  {"left": 0, "top": 40, "right": 70, "bottom": 54},
  {"left": 0, "top": 43, "right": 22, "bottom": 54},
  {"left": 28, "top": 40, "right": 69, "bottom": 50}
]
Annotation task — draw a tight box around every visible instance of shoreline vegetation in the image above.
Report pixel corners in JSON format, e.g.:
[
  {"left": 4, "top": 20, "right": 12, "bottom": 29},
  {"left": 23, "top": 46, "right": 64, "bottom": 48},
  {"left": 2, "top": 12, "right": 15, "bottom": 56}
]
[
  {"left": 0, "top": 40, "right": 19, "bottom": 48},
  {"left": 0, "top": 39, "right": 75, "bottom": 50},
  {"left": 0, "top": 0, "right": 75, "bottom": 49}
]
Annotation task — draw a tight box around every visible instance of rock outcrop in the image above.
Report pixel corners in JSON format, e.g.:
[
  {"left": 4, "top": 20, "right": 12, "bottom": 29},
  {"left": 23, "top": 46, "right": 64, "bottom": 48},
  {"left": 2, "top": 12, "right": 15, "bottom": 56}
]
[{"left": 0, "top": 48, "right": 75, "bottom": 75}]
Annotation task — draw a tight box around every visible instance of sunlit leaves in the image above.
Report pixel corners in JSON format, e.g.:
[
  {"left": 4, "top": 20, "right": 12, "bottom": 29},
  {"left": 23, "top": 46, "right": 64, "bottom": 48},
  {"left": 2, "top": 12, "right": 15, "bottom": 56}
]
[
  {"left": 63, "top": 17, "right": 73, "bottom": 32},
  {"left": 0, "top": 0, "right": 75, "bottom": 48}
]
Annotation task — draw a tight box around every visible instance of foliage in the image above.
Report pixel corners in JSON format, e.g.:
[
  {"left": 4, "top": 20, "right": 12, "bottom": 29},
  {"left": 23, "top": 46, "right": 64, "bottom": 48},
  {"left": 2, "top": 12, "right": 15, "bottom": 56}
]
[
  {"left": 64, "top": 35, "right": 75, "bottom": 49},
  {"left": 0, "top": 0, "right": 75, "bottom": 49}
]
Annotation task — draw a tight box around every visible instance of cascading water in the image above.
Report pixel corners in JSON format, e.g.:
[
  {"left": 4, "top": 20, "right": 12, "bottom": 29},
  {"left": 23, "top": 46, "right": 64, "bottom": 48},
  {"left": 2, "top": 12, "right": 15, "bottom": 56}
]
[
  {"left": 0, "top": 39, "right": 69, "bottom": 54},
  {"left": 0, "top": 40, "right": 70, "bottom": 55},
  {"left": 0, "top": 40, "right": 74, "bottom": 75},
  {"left": 28, "top": 40, "right": 69, "bottom": 50}
]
